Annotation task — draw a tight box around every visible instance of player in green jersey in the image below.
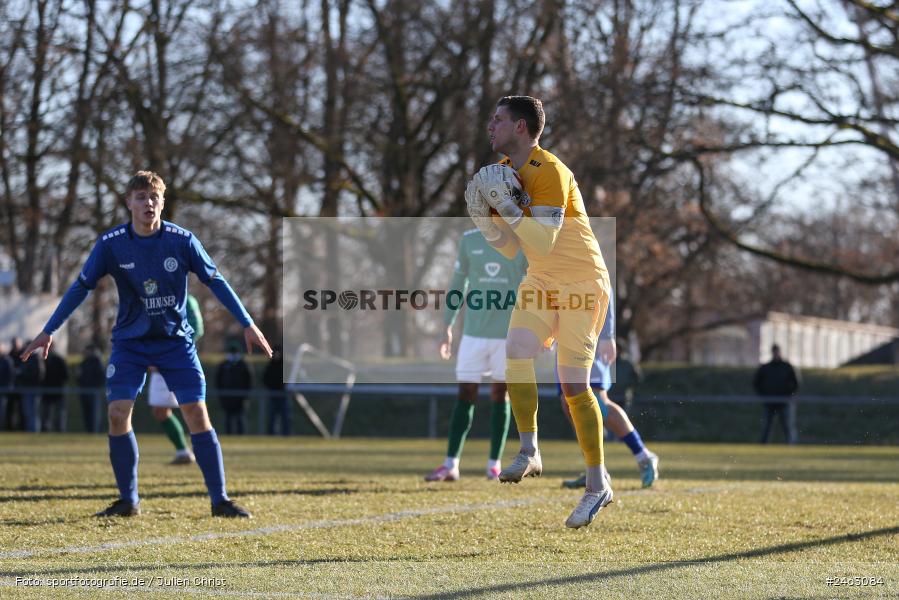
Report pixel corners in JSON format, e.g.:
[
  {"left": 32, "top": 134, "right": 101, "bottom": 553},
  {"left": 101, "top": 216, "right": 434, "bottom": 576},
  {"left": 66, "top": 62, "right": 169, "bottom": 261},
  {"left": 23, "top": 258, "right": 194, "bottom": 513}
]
[{"left": 425, "top": 229, "right": 527, "bottom": 481}]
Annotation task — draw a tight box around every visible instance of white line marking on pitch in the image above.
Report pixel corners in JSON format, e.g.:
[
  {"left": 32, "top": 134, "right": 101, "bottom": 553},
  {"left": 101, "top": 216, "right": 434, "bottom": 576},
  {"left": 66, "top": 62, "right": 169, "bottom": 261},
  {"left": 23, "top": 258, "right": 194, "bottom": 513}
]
[
  {"left": 0, "top": 484, "right": 724, "bottom": 562},
  {"left": 0, "top": 499, "right": 534, "bottom": 560},
  {"left": 0, "top": 580, "right": 376, "bottom": 600}
]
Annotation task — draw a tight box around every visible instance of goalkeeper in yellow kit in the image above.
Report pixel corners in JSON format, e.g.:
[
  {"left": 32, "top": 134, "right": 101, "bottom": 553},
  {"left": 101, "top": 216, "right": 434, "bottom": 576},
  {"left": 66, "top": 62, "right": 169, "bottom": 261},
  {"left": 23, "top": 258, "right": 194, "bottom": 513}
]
[{"left": 465, "top": 96, "right": 612, "bottom": 528}]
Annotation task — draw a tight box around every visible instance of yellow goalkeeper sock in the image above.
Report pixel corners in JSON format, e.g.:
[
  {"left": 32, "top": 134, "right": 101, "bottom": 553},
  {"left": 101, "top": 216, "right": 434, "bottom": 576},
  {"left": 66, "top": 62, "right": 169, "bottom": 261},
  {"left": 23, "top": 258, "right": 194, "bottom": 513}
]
[
  {"left": 506, "top": 358, "right": 539, "bottom": 436},
  {"left": 565, "top": 389, "right": 604, "bottom": 467}
]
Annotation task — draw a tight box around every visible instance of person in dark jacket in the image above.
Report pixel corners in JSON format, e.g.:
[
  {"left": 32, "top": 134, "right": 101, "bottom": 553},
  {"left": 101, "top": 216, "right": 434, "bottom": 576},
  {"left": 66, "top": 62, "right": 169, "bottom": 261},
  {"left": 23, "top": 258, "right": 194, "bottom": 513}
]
[
  {"left": 263, "top": 346, "right": 289, "bottom": 435},
  {"left": 41, "top": 348, "right": 70, "bottom": 432},
  {"left": 753, "top": 344, "right": 800, "bottom": 444},
  {"left": 216, "top": 341, "right": 253, "bottom": 435},
  {"left": 0, "top": 342, "right": 12, "bottom": 430},
  {"left": 20, "top": 351, "right": 45, "bottom": 432},
  {"left": 607, "top": 349, "right": 643, "bottom": 411},
  {"left": 77, "top": 345, "right": 106, "bottom": 433},
  {"left": 6, "top": 337, "right": 25, "bottom": 430}
]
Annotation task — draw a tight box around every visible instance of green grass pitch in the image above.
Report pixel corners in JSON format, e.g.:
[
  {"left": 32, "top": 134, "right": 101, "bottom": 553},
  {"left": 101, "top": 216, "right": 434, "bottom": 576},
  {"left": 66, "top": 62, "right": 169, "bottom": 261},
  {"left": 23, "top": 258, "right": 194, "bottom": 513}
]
[{"left": 0, "top": 434, "right": 896, "bottom": 599}]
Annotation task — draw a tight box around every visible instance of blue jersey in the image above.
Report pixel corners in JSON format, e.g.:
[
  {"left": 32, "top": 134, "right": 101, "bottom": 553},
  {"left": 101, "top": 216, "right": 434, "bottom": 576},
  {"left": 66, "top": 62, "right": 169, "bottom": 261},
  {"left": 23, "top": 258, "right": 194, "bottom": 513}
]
[{"left": 44, "top": 221, "right": 251, "bottom": 341}]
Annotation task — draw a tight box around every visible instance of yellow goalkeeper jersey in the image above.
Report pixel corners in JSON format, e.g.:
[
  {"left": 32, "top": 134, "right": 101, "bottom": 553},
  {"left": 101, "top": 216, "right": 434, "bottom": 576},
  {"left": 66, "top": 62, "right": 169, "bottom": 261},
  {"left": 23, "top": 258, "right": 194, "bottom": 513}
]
[{"left": 500, "top": 146, "right": 607, "bottom": 283}]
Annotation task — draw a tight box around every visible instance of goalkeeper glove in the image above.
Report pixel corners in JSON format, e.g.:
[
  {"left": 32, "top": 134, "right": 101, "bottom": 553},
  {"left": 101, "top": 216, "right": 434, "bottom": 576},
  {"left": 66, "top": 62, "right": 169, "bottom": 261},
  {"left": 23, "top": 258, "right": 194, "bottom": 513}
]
[
  {"left": 465, "top": 179, "right": 501, "bottom": 242},
  {"left": 474, "top": 164, "right": 526, "bottom": 226}
]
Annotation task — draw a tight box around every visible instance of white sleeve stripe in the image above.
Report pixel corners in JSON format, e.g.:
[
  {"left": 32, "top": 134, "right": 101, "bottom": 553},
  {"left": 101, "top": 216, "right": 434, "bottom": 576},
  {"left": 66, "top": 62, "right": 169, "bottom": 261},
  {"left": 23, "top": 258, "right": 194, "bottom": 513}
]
[{"left": 529, "top": 205, "right": 564, "bottom": 229}]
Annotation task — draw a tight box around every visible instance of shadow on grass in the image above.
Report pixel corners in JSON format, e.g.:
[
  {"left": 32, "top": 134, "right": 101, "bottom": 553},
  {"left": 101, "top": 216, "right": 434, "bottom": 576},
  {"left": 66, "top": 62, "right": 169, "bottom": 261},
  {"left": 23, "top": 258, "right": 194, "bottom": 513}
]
[
  {"left": 0, "top": 553, "right": 485, "bottom": 578},
  {"left": 0, "top": 487, "right": 358, "bottom": 504},
  {"left": 0, "top": 517, "right": 74, "bottom": 527},
  {"left": 408, "top": 525, "right": 899, "bottom": 599},
  {"left": 652, "top": 467, "right": 899, "bottom": 484},
  {"left": 0, "top": 483, "right": 112, "bottom": 493}
]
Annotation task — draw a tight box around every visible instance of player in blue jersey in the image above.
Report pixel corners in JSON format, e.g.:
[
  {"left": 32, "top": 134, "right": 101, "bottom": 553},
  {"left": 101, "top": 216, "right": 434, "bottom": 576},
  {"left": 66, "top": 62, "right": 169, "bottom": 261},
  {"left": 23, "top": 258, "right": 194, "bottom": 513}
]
[
  {"left": 556, "top": 296, "right": 659, "bottom": 488},
  {"left": 20, "top": 171, "right": 272, "bottom": 518}
]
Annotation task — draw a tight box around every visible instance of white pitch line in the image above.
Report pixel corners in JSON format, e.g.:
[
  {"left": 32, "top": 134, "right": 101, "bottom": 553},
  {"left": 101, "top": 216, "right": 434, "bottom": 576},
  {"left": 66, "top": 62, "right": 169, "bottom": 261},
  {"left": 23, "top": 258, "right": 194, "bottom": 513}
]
[
  {"left": 0, "top": 499, "right": 534, "bottom": 560},
  {"left": 1, "top": 484, "right": 725, "bottom": 561},
  {"left": 0, "top": 580, "right": 379, "bottom": 600}
]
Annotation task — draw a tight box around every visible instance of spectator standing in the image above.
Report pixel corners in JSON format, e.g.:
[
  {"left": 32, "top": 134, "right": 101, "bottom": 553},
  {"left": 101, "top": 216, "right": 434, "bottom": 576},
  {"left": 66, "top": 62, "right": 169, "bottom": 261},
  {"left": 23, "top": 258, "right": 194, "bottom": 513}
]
[
  {"left": 41, "top": 348, "right": 70, "bottom": 432},
  {"left": 20, "top": 352, "right": 45, "bottom": 432},
  {"left": 264, "top": 346, "right": 289, "bottom": 435},
  {"left": 607, "top": 349, "right": 643, "bottom": 412},
  {"left": 0, "top": 342, "right": 11, "bottom": 430},
  {"left": 7, "top": 337, "right": 24, "bottom": 430},
  {"left": 754, "top": 344, "right": 800, "bottom": 444},
  {"left": 216, "top": 341, "right": 253, "bottom": 435},
  {"left": 77, "top": 345, "right": 106, "bottom": 433}
]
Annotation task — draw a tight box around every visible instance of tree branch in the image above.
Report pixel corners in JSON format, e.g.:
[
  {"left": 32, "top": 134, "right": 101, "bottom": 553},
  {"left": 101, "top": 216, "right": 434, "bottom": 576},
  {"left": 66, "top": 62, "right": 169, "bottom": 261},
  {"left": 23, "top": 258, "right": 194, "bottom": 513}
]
[{"left": 691, "top": 157, "right": 899, "bottom": 285}]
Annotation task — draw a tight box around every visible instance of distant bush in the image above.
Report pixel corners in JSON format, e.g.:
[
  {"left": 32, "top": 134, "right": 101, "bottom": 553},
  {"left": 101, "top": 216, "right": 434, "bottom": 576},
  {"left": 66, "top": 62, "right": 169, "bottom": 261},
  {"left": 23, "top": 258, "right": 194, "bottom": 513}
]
[{"left": 639, "top": 363, "right": 899, "bottom": 398}]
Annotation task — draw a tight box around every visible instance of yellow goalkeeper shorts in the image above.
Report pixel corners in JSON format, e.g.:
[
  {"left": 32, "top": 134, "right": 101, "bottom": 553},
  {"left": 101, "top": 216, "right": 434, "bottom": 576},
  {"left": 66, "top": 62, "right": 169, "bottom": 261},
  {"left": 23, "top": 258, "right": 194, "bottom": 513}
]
[{"left": 509, "top": 274, "right": 610, "bottom": 369}]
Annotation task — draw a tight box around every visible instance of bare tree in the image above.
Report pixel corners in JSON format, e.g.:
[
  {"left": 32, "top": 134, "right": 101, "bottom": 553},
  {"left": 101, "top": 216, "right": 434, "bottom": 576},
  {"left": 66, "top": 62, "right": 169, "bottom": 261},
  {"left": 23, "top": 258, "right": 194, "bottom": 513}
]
[{"left": 682, "top": 0, "right": 899, "bottom": 285}]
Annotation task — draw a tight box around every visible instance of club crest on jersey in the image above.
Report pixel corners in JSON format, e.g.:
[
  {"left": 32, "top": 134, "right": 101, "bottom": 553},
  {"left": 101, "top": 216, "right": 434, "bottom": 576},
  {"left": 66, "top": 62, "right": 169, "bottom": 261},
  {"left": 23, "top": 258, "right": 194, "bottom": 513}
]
[
  {"left": 106, "top": 364, "right": 115, "bottom": 379},
  {"left": 484, "top": 262, "right": 501, "bottom": 277},
  {"left": 143, "top": 279, "right": 158, "bottom": 295},
  {"left": 164, "top": 257, "right": 178, "bottom": 272},
  {"left": 551, "top": 209, "right": 563, "bottom": 225}
]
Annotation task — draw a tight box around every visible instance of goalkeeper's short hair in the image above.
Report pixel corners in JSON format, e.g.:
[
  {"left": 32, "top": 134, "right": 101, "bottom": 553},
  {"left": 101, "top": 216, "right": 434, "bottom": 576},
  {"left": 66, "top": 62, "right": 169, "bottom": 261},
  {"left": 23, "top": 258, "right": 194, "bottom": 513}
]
[{"left": 497, "top": 96, "right": 545, "bottom": 139}]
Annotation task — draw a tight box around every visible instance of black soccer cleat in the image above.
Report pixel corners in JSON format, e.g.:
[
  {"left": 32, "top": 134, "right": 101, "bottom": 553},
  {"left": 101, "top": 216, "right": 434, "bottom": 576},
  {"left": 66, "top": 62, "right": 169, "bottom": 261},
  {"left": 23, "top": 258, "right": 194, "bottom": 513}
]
[
  {"left": 95, "top": 499, "right": 141, "bottom": 517},
  {"left": 211, "top": 499, "right": 252, "bottom": 518}
]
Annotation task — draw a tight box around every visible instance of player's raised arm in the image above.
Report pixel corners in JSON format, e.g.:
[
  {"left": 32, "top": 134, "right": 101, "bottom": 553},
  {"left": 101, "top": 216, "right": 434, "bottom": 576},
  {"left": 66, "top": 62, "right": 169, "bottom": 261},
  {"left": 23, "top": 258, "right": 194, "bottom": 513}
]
[
  {"left": 21, "top": 237, "right": 109, "bottom": 361},
  {"left": 463, "top": 175, "right": 521, "bottom": 258},
  {"left": 244, "top": 323, "right": 273, "bottom": 358},
  {"left": 20, "top": 331, "right": 52, "bottom": 361},
  {"left": 475, "top": 164, "right": 565, "bottom": 257},
  {"left": 187, "top": 234, "right": 272, "bottom": 357}
]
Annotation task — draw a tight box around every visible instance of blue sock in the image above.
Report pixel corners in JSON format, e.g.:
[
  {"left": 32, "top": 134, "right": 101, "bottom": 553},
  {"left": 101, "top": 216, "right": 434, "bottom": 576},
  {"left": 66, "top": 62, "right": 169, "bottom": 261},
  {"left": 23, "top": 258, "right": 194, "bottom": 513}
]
[
  {"left": 109, "top": 431, "right": 139, "bottom": 504},
  {"left": 621, "top": 430, "right": 646, "bottom": 456},
  {"left": 191, "top": 429, "right": 229, "bottom": 505}
]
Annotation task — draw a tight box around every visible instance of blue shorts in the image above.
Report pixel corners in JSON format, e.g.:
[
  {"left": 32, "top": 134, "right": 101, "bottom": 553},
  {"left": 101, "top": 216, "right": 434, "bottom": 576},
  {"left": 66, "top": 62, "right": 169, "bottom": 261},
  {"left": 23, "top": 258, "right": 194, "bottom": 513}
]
[
  {"left": 555, "top": 356, "right": 613, "bottom": 419},
  {"left": 106, "top": 338, "right": 206, "bottom": 404}
]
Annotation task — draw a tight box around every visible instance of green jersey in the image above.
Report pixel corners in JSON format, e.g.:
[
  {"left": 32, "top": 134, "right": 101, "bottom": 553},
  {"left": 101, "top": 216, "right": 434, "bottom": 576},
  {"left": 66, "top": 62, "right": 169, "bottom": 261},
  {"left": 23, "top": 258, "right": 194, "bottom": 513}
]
[
  {"left": 186, "top": 294, "right": 204, "bottom": 340},
  {"left": 443, "top": 229, "right": 527, "bottom": 340}
]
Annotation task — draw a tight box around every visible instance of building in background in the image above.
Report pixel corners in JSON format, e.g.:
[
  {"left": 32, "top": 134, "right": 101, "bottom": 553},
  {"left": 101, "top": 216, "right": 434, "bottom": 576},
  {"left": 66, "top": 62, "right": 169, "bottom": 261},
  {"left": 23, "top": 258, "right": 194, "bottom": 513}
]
[
  {"left": 673, "top": 312, "right": 899, "bottom": 368},
  {"left": 0, "top": 293, "right": 67, "bottom": 352},
  {"left": 0, "top": 258, "right": 66, "bottom": 351}
]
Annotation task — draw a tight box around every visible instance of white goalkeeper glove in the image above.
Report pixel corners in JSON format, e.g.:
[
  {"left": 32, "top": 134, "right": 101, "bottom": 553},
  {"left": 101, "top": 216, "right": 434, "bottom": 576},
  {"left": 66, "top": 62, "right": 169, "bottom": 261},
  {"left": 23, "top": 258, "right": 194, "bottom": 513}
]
[
  {"left": 473, "top": 164, "right": 527, "bottom": 226},
  {"left": 465, "top": 179, "right": 501, "bottom": 242}
]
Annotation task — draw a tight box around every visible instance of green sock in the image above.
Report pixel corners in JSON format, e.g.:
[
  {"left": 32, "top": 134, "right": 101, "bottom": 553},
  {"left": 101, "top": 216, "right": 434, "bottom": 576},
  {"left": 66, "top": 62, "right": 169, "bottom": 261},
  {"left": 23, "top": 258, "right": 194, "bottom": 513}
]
[
  {"left": 446, "top": 400, "right": 475, "bottom": 458},
  {"left": 161, "top": 413, "right": 188, "bottom": 451},
  {"left": 489, "top": 401, "right": 510, "bottom": 461}
]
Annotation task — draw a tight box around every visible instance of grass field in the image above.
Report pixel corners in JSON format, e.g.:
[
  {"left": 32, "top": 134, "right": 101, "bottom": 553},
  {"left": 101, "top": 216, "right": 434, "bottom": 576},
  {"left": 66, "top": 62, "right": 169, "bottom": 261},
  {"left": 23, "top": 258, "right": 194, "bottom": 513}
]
[{"left": 0, "top": 434, "right": 896, "bottom": 599}]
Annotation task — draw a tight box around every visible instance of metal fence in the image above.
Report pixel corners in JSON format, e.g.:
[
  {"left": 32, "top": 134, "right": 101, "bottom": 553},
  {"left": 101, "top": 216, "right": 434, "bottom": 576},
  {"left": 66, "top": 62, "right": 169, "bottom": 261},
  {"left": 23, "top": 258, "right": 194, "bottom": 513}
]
[{"left": 2, "top": 385, "right": 897, "bottom": 439}]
